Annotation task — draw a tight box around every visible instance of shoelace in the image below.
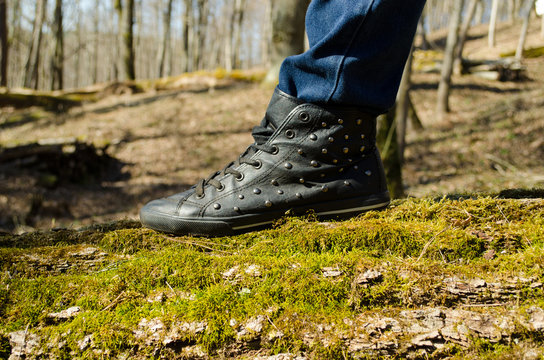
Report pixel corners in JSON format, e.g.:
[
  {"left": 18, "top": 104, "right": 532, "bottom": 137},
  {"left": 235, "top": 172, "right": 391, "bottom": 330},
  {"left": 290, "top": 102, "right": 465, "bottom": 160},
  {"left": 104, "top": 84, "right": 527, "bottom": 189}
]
[{"left": 194, "top": 119, "right": 277, "bottom": 197}]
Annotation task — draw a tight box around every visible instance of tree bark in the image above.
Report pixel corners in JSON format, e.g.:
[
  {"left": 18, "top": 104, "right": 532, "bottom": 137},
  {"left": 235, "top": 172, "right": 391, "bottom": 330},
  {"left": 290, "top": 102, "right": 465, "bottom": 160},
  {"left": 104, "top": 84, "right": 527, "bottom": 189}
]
[
  {"left": 0, "top": 0, "right": 7, "bottom": 87},
  {"left": 396, "top": 46, "right": 413, "bottom": 165},
  {"left": 377, "top": 107, "right": 405, "bottom": 199},
  {"left": 196, "top": 0, "right": 209, "bottom": 70},
  {"left": 264, "top": 0, "right": 309, "bottom": 84},
  {"left": 417, "top": 13, "right": 430, "bottom": 50},
  {"left": 475, "top": 0, "right": 485, "bottom": 24},
  {"left": 261, "top": 0, "right": 272, "bottom": 67},
  {"left": 437, "top": 0, "right": 464, "bottom": 117},
  {"left": 24, "top": 0, "right": 47, "bottom": 89},
  {"left": 515, "top": 0, "right": 536, "bottom": 60},
  {"left": 232, "top": 0, "right": 246, "bottom": 69},
  {"left": 157, "top": 0, "right": 173, "bottom": 78},
  {"left": 122, "top": 0, "right": 136, "bottom": 80},
  {"left": 455, "top": 0, "right": 479, "bottom": 72},
  {"left": 50, "top": 0, "right": 64, "bottom": 90},
  {"left": 489, "top": 0, "right": 500, "bottom": 47}
]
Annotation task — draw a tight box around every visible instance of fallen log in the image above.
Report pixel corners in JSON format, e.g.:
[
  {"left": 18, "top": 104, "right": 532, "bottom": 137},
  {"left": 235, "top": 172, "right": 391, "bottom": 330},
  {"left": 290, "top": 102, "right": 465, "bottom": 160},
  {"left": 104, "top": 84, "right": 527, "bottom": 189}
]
[
  {"left": 0, "top": 138, "right": 123, "bottom": 187},
  {"left": 460, "top": 57, "right": 527, "bottom": 81}
]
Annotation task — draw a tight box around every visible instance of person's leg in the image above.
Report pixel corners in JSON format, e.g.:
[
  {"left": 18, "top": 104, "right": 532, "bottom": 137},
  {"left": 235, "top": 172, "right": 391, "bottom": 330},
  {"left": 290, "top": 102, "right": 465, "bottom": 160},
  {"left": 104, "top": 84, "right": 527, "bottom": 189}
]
[
  {"left": 279, "top": 0, "right": 426, "bottom": 114},
  {"left": 140, "top": 0, "right": 426, "bottom": 236}
]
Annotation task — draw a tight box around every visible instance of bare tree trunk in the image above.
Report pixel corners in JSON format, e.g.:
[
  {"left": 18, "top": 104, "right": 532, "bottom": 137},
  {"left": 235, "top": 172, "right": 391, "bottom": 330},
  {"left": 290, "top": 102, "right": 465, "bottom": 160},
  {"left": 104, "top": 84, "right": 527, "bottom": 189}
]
[
  {"left": 542, "top": 12, "right": 544, "bottom": 38},
  {"left": 232, "top": 0, "right": 246, "bottom": 69},
  {"left": 122, "top": 0, "right": 136, "bottom": 80},
  {"left": 516, "top": 0, "right": 536, "bottom": 60},
  {"left": 224, "top": 3, "right": 234, "bottom": 72},
  {"left": 0, "top": 0, "right": 7, "bottom": 87},
  {"left": 475, "top": 0, "right": 485, "bottom": 24},
  {"left": 196, "top": 0, "right": 209, "bottom": 70},
  {"left": 91, "top": 2, "right": 100, "bottom": 84},
  {"left": 74, "top": 0, "right": 82, "bottom": 87},
  {"left": 455, "top": 0, "right": 479, "bottom": 72},
  {"left": 24, "top": 0, "right": 47, "bottom": 89},
  {"left": 264, "top": 0, "right": 309, "bottom": 84},
  {"left": 377, "top": 107, "right": 405, "bottom": 199},
  {"left": 417, "top": 13, "right": 430, "bottom": 50},
  {"left": 489, "top": 0, "right": 500, "bottom": 47},
  {"left": 396, "top": 46, "right": 414, "bottom": 165},
  {"left": 50, "top": 0, "right": 64, "bottom": 90},
  {"left": 157, "top": 0, "right": 173, "bottom": 78},
  {"left": 437, "top": 0, "right": 464, "bottom": 117},
  {"left": 260, "top": 0, "right": 272, "bottom": 67},
  {"left": 182, "top": 0, "right": 192, "bottom": 72}
]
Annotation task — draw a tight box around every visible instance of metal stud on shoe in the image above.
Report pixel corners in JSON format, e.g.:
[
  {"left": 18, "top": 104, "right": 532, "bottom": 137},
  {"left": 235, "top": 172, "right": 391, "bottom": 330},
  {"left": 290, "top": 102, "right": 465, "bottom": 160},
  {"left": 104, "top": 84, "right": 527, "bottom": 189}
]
[
  {"left": 265, "top": 200, "right": 272, "bottom": 207},
  {"left": 322, "top": 148, "right": 328, "bottom": 154},
  {"left": 284, "top": 162, "right": 293, "bottom": 169},
  {"left": 295, "top": 193, "right": 302, "bottom": 199},
  {"left": 365, "top": 170, "right": 372, "bottom": 176},
  {"left": 311, "top": 160, "right": 319, "bottom": 167},
  {"left": 310, "top": 134, "right": 317, "bottom": 141},
  {"left": 271, "top": 179, "right": 279, "bottom": 186},
  {"left": 338, "top": 119, "right": 344, "bottom": 124},
  {"left": 321, "top": 185, "right": 329, "bottom": 193},
  {"left": 238, "top": 194, "right": 245, "bottom": 199},
  {"left": 253, "top": 188, "right": 262, "bottom": 195},
  {"left": 298, "top": 149, "right": 304, "bottom": 155},
  {"left": 343, "top": 148, "right": 349, "bottom": 154},
  {"left": 213, "top": 203, "right": 221, "bottom": 210}
]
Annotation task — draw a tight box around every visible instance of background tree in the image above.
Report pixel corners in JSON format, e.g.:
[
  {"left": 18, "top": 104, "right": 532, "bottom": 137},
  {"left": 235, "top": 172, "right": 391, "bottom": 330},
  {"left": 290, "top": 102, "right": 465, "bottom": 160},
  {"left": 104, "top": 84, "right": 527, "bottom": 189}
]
[
  {"left": 0, "top": 0, "right": 7, "bottom": 87},
  {"left": 437, "top": 0, "right": 464, "bottom": 117},
  {"left": 264, "top": 0, "right": 309, "bottom": 84},
  {"left": 489, "top": 0, "right": 500, "bottom": 47},
  {"left": 24, "top": 0, "right": 47, "bottom": 89},
  {"left": 157, "top": 0, "right": 173, "bottom": 78},
  {"left": 50, "top": 0, "right": 64, "bottom": 90},
  {"left": 516, "top": 0, "right": 537, "bottom": 60},
  {"left": 122, "top": 0, "right": 135, "bottom": 80}
]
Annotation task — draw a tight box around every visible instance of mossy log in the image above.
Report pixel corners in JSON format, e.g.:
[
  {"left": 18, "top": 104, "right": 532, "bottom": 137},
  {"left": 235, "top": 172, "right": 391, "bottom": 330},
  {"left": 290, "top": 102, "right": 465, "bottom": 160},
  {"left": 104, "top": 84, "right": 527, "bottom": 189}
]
[
  {"left": 1, "top": 195, "right": 543, "bottom": 359},
  {"left": 0, "top": 89, "right": 82, "bottom": 112}
]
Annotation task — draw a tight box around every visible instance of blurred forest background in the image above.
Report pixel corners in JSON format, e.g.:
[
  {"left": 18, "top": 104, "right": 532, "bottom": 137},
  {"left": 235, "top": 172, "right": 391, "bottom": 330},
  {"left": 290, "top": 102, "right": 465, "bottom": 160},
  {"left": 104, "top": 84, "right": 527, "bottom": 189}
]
[{"left": 0, "top": 0, "right": 543, "bottom": 232}]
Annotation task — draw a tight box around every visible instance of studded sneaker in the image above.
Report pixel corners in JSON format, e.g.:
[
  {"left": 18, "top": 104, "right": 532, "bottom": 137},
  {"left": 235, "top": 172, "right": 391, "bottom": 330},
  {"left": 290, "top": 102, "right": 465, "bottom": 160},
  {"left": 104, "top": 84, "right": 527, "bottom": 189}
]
[{"left": 140, "top": 88, "right": 390, "bottom": 236}]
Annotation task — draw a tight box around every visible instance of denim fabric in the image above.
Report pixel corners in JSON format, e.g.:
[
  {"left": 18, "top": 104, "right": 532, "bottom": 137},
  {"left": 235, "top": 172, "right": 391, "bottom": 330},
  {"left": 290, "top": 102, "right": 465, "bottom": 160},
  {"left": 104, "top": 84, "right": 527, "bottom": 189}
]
[{"left": 278, "top": 0, "right": 426, "bottom": 115}]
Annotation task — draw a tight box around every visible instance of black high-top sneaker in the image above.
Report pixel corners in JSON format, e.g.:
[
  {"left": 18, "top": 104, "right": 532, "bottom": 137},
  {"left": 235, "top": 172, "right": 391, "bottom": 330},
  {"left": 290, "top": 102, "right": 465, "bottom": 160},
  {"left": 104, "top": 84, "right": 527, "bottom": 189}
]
[{"left": 140, "top": 88, "right": 390, "bottom": 236}]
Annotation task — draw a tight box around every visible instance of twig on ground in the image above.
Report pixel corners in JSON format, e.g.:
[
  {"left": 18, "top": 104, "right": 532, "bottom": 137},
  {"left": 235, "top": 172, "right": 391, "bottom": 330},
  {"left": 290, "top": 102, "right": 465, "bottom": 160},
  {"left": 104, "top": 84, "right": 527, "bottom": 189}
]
[{"left": 416, "top": 225, "right": 450, "bottom": 262}]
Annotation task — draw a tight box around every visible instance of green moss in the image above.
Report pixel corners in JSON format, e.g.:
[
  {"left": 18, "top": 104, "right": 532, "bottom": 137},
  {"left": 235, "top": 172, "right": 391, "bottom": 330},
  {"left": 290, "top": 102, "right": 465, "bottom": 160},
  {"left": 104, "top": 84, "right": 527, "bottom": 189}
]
[
  {"left": 501, "top": 46, "right": 544, "bottom": 59},
  {"left": 1, "top": 196, "right": 543, "bottom": 357}
]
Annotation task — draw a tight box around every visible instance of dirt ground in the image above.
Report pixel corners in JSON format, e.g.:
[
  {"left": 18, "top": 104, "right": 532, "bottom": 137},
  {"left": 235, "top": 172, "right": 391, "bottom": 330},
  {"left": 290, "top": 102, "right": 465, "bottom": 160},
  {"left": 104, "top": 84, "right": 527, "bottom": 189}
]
[{"left": 1, "top": 21, "right": 543, "bottom": 232}]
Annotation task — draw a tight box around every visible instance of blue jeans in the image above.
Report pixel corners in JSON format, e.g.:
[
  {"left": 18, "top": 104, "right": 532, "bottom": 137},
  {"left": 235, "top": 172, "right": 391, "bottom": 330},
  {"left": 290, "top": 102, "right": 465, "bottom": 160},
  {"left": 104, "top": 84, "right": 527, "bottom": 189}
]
[{"left": 278, "top": 0, "right": 426, "bottom": 115}]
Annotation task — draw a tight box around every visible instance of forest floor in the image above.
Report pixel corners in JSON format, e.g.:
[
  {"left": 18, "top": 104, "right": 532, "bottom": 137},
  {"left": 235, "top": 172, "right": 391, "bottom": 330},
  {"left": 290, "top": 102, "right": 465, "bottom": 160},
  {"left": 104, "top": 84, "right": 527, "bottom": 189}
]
[{"left": 0, "top": 20, "right": 543, "bottom": 360}]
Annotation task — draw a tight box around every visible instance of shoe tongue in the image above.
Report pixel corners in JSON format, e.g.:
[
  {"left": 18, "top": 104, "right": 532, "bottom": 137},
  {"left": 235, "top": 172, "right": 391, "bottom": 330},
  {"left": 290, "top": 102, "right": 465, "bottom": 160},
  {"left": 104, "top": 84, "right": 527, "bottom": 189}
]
[{"left": 252, "top": 88, "right": 304, "bottom": 145}]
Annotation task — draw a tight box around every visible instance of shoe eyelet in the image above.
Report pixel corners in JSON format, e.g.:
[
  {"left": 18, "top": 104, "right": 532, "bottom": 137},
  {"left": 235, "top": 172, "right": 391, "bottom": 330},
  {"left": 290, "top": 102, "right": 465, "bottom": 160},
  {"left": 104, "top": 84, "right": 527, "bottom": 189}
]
[
  {"left": 285, "top": 129, "right": 295, "bottom": 139},
  {"left": 217, "top": 184, "right": 225, "bottom": 192},
  {"left": 235, "top": 173, "right": 245, "bottom": 181},
  {"left": 196, "top": 194, "right": 205, "bottom": 199},
  {"left": 271, "top": 145, "right": 279, "bottom": 155},
  {"left": 299, "top": 112, "right": 310, "bottom": 122},
  {"left": 253, "top": 160, "right": 262, "bottom": 169}
]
